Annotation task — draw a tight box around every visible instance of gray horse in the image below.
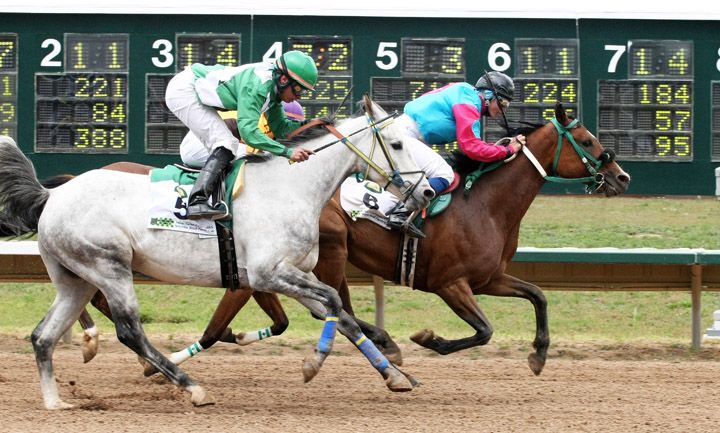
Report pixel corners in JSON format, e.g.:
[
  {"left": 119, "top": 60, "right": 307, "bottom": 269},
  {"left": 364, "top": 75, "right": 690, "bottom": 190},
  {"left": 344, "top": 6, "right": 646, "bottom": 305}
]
[{"left": 0, "top": 95, "right": 435, "bottom": 410}]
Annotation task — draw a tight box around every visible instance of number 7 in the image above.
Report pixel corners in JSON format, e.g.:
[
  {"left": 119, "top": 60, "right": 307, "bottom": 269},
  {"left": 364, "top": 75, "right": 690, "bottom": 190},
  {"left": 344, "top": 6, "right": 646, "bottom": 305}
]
[{"left": 605, "top": 44, "right": 626, "bottom": 73}]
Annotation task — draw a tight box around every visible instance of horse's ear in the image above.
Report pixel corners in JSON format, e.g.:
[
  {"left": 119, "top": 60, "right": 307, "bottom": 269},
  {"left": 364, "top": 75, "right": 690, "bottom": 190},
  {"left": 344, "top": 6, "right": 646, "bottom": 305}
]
[
  {"left": 555, "top": 103, "right": 568, "bottom": 124},
  {"left": 364, "top": 93, "right": 373, "bottom": 117}
]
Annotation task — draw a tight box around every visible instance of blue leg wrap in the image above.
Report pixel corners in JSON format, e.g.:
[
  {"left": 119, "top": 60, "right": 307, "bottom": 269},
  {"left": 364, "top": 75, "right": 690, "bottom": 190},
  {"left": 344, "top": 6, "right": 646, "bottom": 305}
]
[
  {"left": 355, "top": 334, "right": 389, "bottom": 371},
  {"left": 316, "top": 315, "right": 339, "bottom": 353}
]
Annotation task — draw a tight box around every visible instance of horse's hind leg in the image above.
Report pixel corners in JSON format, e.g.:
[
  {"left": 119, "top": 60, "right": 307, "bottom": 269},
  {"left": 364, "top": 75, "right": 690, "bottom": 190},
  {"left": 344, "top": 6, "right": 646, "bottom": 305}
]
[
  {"left": 151, "top": 288, "right": 261, "bottom": 376},
  {"left": 32, "top": 259, "right": 97, "bottom": 409},
  {"left": 97, "top": 279, "right": 214, "bottom": 406}
]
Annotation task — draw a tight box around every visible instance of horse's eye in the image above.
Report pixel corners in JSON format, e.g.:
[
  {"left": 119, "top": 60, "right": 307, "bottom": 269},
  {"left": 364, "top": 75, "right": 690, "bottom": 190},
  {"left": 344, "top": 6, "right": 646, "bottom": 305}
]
[
  {"left": 390, "top": 139, "right": 402, "bottom": 150},
  {"left": 582, "top": 139, "right": 593, "bottom": 148}
]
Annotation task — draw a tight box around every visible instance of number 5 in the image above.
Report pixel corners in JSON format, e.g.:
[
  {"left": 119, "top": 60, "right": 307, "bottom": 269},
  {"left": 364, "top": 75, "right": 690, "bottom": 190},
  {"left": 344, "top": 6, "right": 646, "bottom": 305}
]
[{"left": 376, "top": 42, "right": 398, "bottom": 70}]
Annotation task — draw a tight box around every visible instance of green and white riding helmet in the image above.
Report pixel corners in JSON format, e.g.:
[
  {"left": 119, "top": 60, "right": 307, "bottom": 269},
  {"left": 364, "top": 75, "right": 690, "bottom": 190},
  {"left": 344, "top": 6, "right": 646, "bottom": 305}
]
[{"left": 274, "top": 51, "right": 319, "bottom": 95}]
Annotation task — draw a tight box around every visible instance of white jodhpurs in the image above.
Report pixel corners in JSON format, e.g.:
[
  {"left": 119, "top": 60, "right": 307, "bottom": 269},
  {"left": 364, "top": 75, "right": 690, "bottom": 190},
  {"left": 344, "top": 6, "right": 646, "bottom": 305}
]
[{"left": 165, "top": 68, "right": 239, "bottom": 158}]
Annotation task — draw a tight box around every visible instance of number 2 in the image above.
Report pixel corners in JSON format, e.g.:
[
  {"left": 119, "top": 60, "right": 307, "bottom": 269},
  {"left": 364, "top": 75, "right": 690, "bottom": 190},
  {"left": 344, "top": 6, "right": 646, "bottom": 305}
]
[{"left": 41, "top": 39, "right": 62, "bottom": 67}]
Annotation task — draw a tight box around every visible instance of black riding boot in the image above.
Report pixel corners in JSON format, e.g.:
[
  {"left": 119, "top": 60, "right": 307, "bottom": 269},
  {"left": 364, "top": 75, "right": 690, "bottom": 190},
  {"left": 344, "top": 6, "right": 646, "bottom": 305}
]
[
  {"left": 187, "top": 146, "right": 234, "bottom": 220},
  {"left": 387, "top": 203, "right": 425, "bottom": 239}
]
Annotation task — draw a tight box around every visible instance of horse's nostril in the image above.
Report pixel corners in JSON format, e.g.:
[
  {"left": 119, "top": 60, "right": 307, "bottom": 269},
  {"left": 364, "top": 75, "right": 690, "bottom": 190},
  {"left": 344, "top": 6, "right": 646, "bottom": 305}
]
[{"left": 424, "top": 188, "right": 435, "bottom": 199}]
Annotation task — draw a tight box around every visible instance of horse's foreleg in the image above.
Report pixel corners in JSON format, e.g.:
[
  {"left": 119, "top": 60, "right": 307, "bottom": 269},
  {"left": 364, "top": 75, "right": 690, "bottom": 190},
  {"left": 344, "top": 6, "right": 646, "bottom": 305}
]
[
  {"left": 410, "top": 278, "right": 495, "bottom": 355},
  {"left": 252, "top": 263, "right": 344, "bottom": 382},
  {"left": 481, "top": 274, "right": 549, "bottom": 375},
  {"left": 77, "top": 309, "right": 99, "bottom": 363},
  {"left": 293, "top": 295, "right": 415, "bottom": 392}
]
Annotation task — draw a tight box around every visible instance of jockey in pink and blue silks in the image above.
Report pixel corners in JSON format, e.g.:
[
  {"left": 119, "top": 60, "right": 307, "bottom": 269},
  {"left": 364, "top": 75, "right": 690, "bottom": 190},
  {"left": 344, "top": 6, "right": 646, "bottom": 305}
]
[
  {"left": 165, "top": 50, "right": 318, "bottom": 220},
  {"left": 387, "top": 71, "right": 526, "bottom": 237}
]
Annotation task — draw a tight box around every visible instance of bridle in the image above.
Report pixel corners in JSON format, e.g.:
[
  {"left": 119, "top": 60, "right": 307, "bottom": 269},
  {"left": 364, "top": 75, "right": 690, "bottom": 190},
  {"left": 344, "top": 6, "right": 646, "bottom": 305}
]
[
  {"left": 300, "top": 111, "right": 423, "bottom": 200},
  {"left": 521, "top": 117, "right": 615, "bottom": 193}
]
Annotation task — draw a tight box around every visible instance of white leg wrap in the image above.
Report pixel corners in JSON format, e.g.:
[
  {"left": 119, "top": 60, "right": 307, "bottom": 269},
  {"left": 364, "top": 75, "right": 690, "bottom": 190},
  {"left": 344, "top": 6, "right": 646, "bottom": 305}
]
[
  {"left": 236, "top": 327, "right": 272, "bottom": 346},
  {"left": 169, "top": 341, "right": 203, "bottom": 365}
]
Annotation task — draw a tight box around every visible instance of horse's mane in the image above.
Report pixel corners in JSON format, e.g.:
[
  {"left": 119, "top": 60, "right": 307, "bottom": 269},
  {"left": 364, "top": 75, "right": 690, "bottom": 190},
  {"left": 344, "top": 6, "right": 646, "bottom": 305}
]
[{"left": 447, "top": 121, "right": 545, "bottom": 175}]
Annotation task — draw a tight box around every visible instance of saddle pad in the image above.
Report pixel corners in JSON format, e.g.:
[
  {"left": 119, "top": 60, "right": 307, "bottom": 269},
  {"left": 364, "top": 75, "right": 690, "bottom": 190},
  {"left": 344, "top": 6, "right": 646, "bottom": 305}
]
[
  {"left": 147, "top": 160, "right": 246, "bottom": 235},
  {"left": 339, "top": 176, "right": 393, "bottom": 230},
  {"left": 149, "top": 160, "right": 246, "bottom": 204},
  {"left": 340, "top": 174, "right": 456, "bottom": 230},
  {"left": 147, "top": 180, "right": 218, "bottom": 236}
]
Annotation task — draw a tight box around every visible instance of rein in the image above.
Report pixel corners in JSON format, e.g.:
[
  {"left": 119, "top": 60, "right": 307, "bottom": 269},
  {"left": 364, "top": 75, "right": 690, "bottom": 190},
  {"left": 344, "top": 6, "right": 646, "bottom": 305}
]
[
  {"left": 463, "top": 115, "right": 613, "bottom": 195},
  {"left": 308, "top": 112, "right": 422, "bottom": 198}
]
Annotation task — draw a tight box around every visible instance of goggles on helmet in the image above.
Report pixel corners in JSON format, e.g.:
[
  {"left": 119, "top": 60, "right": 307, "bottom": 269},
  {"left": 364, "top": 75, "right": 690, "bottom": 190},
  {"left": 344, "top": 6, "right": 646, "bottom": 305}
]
[{"left": 290, "top": 80, "right": 308, "bottom": 97}]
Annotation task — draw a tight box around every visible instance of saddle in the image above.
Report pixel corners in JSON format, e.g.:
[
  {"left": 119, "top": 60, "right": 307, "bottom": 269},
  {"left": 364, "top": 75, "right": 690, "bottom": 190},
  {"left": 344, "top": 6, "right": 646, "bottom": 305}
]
[{"left": 412, "top": 172, "right": 461, "bottom": 230}]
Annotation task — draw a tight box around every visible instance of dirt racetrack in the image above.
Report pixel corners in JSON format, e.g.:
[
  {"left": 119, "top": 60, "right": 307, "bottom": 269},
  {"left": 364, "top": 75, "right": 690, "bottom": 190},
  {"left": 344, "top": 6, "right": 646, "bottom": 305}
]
[{"left": 1, "top": 333, "right": 720, "bottom": 433}]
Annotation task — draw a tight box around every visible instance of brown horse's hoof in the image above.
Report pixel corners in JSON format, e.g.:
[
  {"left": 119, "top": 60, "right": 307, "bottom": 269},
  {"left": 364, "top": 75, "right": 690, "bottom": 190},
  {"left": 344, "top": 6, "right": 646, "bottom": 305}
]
[
  {"left": 81, "top": 332, "right": 99, "bottom": 363},
  {"left": 528, "top": 353, "right": 546, "bottom": 375},
  {"left": 137, "top": 355, "right": 159, "bottom": 377},
  {"left": 191, "top": 386, "right": 215, "bottom": 406},
  {"left": 409, "top": 329, "right": 435, "bottom": 347}
]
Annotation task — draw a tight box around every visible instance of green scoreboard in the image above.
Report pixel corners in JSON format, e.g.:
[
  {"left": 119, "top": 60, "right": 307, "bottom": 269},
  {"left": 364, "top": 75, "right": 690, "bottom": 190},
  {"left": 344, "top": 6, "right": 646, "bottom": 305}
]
[{"left": 1, "top": 12, "right": 720, "bottom": 195}]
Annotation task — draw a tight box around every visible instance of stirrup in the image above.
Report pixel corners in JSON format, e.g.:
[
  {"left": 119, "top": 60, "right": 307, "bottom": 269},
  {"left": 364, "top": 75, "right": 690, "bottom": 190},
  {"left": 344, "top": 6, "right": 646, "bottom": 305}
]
[
  {"left": 187, "top": 201, "right": 230, "bottom": 221},
  {"left": 387, "top": 214, "right": 425, "bottom": 239}
]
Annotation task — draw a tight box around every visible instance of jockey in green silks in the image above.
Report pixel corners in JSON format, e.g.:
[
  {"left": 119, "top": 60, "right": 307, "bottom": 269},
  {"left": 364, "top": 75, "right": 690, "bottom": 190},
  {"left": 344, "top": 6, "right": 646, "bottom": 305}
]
[{"left": 165, "top": 50, "right": 319, "bottom": 220}]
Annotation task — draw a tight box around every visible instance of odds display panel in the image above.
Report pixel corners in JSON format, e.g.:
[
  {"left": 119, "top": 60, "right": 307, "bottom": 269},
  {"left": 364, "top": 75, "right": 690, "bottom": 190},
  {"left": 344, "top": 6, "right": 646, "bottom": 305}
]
[
  {"left": 371, "top": 38, "right": 466, "bottom": 156},
  {"left": 598, "top": 40, "right": 694, "bottom": 161},
  {"left": 35, "top": 34, "right": 129, "bottom": 153},
  {"left": 146, "top": 34, "right": 242, "bottom": 154},
  {"left": 485, "top": 38, "right": 580, "bottom": 143},
  {"left": 0, "top": 33, "right": 16, "bottom": 140},
  {"left": 288, "top": 36, "right": 352, "bottom": 119}
]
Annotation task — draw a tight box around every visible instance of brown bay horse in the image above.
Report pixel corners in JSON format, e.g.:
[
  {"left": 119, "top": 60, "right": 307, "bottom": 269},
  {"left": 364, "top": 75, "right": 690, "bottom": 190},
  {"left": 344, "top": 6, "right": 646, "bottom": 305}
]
[{"left": 74, "top": 103, "right": 629, "bottom": 376}]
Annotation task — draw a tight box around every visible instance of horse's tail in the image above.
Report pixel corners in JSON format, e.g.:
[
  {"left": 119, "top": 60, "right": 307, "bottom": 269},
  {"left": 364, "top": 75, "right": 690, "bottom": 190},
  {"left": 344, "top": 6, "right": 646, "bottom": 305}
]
[{"left": 0, "top": 136, "right": 50, "bottom": 236}]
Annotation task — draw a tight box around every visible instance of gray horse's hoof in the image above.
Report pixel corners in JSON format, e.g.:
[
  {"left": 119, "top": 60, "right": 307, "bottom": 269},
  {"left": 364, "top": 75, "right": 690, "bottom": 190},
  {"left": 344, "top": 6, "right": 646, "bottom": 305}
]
[
  {"left": 383, "top": 367, "right": 413, "bottom": 392},
  {"left": 302, "top": 357, "right": 321, "bottom": 383},
  {"left": 191, "top": 386, "right": 215, "bottom": 406}
]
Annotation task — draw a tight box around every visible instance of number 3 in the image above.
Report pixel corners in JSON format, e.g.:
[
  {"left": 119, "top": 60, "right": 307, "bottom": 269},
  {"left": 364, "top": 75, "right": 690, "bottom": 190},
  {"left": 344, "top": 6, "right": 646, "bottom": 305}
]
[{"left": 152, "top": 39, "right": 173, "bottom": 68}]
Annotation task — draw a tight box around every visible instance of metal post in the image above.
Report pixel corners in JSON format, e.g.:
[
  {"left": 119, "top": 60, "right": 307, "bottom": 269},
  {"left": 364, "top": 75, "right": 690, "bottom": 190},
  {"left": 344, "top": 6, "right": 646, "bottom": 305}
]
[
  {"left": 691, "top": 264, "right": 702, "bottom": 349},
  {"left": 372, "top": 275, "right": 385, "bottom": 329}
]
